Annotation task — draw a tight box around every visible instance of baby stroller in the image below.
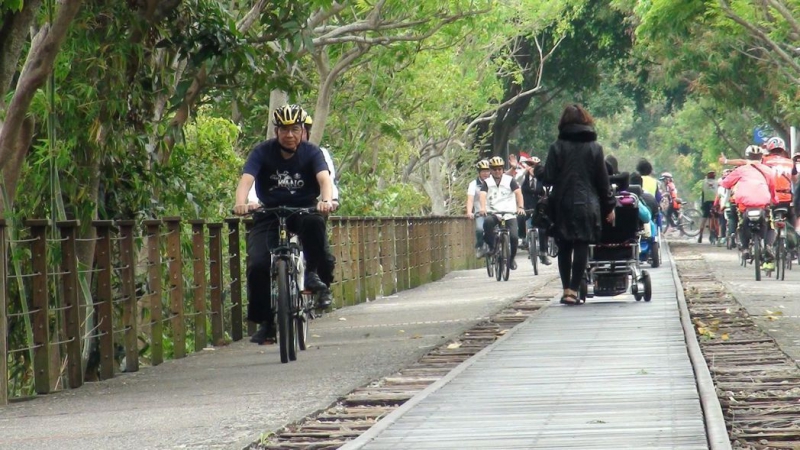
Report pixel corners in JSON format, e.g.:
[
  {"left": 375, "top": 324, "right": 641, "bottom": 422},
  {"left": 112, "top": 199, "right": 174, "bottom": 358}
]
[{"left": 579, "top": 191, "right": 653, "bottom": 302}]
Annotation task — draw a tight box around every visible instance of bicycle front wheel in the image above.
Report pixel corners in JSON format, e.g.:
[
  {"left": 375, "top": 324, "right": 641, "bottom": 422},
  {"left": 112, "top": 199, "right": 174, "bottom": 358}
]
[
  {"left": 528, "top": 229, "right": 538, "bottom": 275},
  {"left": 275, "top": 260, "right": 296, "bottom": 363},
  {"left": 501, "top": 233, "right": 511, "bottom": 281},
  {"left": 495, "top": 244, "right": 504, "bottom": 282}
]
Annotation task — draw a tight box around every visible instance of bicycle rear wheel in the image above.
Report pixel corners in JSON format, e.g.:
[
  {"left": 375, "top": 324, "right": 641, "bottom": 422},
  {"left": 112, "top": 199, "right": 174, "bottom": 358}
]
[
  {"left": 276, "top": 260, "right": 296, "bottom": 363},
  {"left": 753, "top": 238, "right": 761, "bottom": 281},
  {"left": 680, "top": 208, "right": 702, "bottom": 237},
  {"left": 547, "top": 237, "right": 558, "bottom": 258},
  {"left": 297, "top": 292, "right": 312, "bottom": 351},
  {"left": 495, "top": 243, "right": 504, "bottom": 282},
  {"left": 775, "top": 237, "right": 786, "bottom": 281},
  {"left": 528, "top": 229, "right": 538, "bottom": 275}
]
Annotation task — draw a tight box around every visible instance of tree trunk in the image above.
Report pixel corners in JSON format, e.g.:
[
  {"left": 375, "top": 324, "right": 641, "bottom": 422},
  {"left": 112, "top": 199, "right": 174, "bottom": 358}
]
[
  {"left": 266, "top": 90, "right": 288, "bottom": 140},
  {"left": 0, "top": 0, "right": 44, "bottom": 101},
  {"left": 0, "top": 0, "right": 83, "bottom": 196},
  {"left": 422, "top": 157, "right": 447, "bottom": 215}
]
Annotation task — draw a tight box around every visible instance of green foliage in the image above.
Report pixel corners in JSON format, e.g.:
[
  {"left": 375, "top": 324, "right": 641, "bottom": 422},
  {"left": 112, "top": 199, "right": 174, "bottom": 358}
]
[
  {"left": 162, "top": 116, "right": 243, "bottom": 220},
  {"left": 336, "top": 173, "right": 430, "bottom": 216}
]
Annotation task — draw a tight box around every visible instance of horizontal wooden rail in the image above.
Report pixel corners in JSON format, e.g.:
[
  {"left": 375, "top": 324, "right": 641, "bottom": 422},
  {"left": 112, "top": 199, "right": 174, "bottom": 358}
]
[{"left": 0, "top": 216, "right": 480, "bottom": 404}]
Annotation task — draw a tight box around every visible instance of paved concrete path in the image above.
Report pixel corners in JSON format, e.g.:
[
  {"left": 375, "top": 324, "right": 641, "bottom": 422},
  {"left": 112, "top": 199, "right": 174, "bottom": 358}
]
[
  {"left": 0, "top": 255, "right": 558, "bottom": 450},
  {"left": 343, "top": 249, "right": 714, "bottom": 449}
]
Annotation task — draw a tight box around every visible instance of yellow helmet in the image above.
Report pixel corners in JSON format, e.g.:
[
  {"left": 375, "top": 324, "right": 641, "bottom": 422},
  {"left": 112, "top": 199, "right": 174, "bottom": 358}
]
[
  {"left": 272, "top": 104, "right": 304, "bottom": 126},
  {"left": 304, "top": 113, "right": 313, "bottom": 127},
  {"left": 476, "top": 159, "right": 490, "bottom": 170},
  {"left": 488, "top": 156, "right": 504, "bottom": 168}
]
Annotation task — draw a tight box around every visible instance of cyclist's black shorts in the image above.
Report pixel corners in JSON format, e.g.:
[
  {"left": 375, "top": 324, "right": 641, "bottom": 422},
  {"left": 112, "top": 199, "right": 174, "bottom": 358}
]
[{"left": 701, "top": 201, "right": 714, "bottom": 218}]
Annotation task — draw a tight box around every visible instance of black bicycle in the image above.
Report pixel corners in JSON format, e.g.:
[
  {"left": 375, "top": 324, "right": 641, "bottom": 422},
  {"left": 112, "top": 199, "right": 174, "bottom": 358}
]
[
  {"left": 246, "top": 206, "right": 320, "bottom": 363},
  {"left": 740, "top": 207, "right": 767, "bottom": 281},
  {"left": 486, "top": 211, "right": 517, "bottom": 282},
  {"left": 772, "top": 206, "right": 789, "bottom": 281}
]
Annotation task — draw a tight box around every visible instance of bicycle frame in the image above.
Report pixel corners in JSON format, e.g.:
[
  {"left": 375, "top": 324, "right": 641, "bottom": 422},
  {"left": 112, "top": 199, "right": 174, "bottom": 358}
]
[{"left": 251, "top": 206, "right": 317, "bottom": 363}]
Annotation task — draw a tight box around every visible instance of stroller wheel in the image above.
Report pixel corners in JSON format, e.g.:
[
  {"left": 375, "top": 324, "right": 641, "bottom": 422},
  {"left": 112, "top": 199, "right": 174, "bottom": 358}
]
[{"left": 643, "top": 270, "right": 652, "bottom": 302}]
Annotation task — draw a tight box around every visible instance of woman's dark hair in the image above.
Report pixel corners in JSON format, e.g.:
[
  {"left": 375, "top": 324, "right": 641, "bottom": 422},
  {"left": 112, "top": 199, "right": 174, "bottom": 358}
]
[
  {"left": 605, "top": 155, "right": 619, "bottom": 175},
  {"left": 558, "top": 103, "right": 594, "bottom": 131},
  {"left": 629, "top": 171, "right": 643, "bottom": 186},
  {"left": 635, "top": 158, "right": 653, "bottom": 176}
]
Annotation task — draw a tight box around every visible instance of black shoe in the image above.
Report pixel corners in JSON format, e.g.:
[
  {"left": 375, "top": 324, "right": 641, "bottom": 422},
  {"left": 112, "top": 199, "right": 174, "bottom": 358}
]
[
  {"left": 509, "top": 259, "right": 517, "bottom": 270},
  {"left": 304, "top": 272, "right": 327, "bottom": 292},
  {"left": 316, "top": 289, "right": 332, "bottom": 309},
  {"left": 250, "top": 322, "right": 275, "bottom": 345},
  {"left": 697, "top": 235, "right": 702, "bottom": 243},
  {"left": 539, "top": 255, "right": 552, "bottom": 266}
]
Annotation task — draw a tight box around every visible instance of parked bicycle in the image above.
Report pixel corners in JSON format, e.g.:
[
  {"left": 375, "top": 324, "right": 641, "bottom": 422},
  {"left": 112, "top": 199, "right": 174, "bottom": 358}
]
[
  {"left": 243, "top": 206, "right": 321, "bottom": 363},
  {"left": 662, "top": 200, "right": 702, "bottom": 237}
]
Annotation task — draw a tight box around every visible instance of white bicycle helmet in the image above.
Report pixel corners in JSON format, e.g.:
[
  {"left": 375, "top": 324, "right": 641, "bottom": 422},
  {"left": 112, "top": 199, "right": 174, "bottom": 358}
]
[{"left": 745, "top": 145, "right": 764, "bottom": 158}]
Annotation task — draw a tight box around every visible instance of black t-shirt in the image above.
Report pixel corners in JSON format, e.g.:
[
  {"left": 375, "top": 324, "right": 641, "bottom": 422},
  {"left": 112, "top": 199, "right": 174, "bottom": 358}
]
[{"left": 243, "top": 139, "right": 328, "bottom": 208}]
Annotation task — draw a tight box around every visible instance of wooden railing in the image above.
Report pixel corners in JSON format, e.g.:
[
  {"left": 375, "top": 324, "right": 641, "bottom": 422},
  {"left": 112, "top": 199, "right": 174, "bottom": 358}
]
[{"left": 0, "top": 216, "right": 480, "bottom": 404}]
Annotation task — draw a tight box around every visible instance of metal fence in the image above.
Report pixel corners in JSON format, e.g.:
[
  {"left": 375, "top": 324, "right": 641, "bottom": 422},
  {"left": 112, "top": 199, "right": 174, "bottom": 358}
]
[{"left": 0, "top": 216, "right": 480, "bottom": 404}]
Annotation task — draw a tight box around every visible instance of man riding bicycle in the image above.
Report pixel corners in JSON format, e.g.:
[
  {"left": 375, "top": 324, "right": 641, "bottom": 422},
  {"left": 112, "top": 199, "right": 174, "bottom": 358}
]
[
  {"left": 478, "top": 156, "right": 526, "bottom": 270},
  {"left": 233, "top": 104, "right": 335, "bottom": 344},
  {"left": 518, "top": 156, "right": 552, "bottom": 265}
]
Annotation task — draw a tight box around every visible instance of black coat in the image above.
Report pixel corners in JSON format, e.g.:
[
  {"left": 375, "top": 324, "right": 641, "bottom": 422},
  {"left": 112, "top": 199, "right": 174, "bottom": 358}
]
[
  {"left": 537, "top": 124, "right": 615, "bottom": 243},
  {"left": 520, "top": 170, "right": 546, "bottom": 210}
]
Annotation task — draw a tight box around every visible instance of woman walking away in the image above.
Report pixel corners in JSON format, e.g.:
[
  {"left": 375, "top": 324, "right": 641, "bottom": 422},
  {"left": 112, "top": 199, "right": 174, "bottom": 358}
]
[{"left": 537, "top": 104, "right": 616, "bottom": 305}]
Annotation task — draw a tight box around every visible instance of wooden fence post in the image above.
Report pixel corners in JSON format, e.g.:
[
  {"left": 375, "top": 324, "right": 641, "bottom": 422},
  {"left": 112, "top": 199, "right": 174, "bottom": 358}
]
[
  {"left": 25, "top": 220, "right": 52, "bottom": 393},
  {"left": 329, "top": 219, "right": 344, "bottom": 307},
  {"left": 117, "top": 220, "right": 139, "bottom": 373},
  {"left": 0, "top": 220, "right": 6, "bottom": 404},
  {"left": 143, "top": 220, "right": 163, "bottom": 366},
  {"left": 243, "top": 218, "right": 256, "bottom": 336},
  {"left": 57, "top": 220, "right": 83, "bottom": 387},
  {"left": 207, "top": 223, "right": 224, "bottom": 345},
  {"left": 92, "top": 221, "right": 115, "bottom": 380},
  {"left": 379, "top": 219, "right": 396, "bottom": 296},
  {"left": 163, "top": 218, "right": 185, "bottom": 359},
  {"left": 189, "top": 220, "right": 207, "bottom": 351},
  {"left": 225, "top": 218, "right": 243, "bottom": 342}
]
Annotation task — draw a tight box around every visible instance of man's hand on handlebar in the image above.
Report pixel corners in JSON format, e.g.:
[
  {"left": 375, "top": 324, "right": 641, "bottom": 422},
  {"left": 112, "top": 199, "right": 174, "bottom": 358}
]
[
  {"left": 233, "top": 202, "right": 262, "bottom": 216},
  {"left": 467, "top": 212, "right": 475, "bottom": 219},
  {"left": 516, "top": 206, "right": 526, "bottom": 216},
  {"left": 317, "top": 199, "right": 334, "bottom": 214},
  {"left": 478, "top": 209, "right": 487, "bottom": 217}
]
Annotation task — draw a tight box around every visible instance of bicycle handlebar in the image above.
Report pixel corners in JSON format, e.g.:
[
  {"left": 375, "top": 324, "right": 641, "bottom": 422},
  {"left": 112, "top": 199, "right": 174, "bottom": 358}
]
[{"left": 232, "top": 205, "right": 318, "bottom": 217}]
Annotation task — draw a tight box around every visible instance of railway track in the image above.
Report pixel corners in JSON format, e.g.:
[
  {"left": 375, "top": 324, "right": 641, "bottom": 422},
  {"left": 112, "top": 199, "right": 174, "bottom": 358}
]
[
  {"left": 247, "top": 286, "right": 557, "bottom": 450},
  {"left": 672, "top": 243, "right": 800, "bottom": 450}
]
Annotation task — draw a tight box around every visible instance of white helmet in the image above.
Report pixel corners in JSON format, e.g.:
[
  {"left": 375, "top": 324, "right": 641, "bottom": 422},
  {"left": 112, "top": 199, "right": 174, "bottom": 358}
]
[{"left": 745, "top": 145, "right": 764, "bottom": 158}]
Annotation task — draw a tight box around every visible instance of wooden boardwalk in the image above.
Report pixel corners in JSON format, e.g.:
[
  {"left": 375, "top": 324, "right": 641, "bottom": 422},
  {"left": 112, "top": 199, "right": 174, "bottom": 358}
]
[{"left": 343, "top": 253, "right": 712, "bottom": 449}]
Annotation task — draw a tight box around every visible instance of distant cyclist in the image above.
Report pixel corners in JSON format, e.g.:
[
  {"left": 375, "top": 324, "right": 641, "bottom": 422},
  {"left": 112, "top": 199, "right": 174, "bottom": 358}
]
[
  {"left": 697, "top": 170, "right": 718, "bottom": 243},
  {"left": 660, "top": 172, "right": 680, "bottom": 229},
  {"left": 467, "top": 159, "right": 492, "bottom": 257},
  {"left": 720, "top": 145, "right": 777, "bottom": 265},
  {"left": 478, "top": 156, "right": 526, "bottom": 270}
]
